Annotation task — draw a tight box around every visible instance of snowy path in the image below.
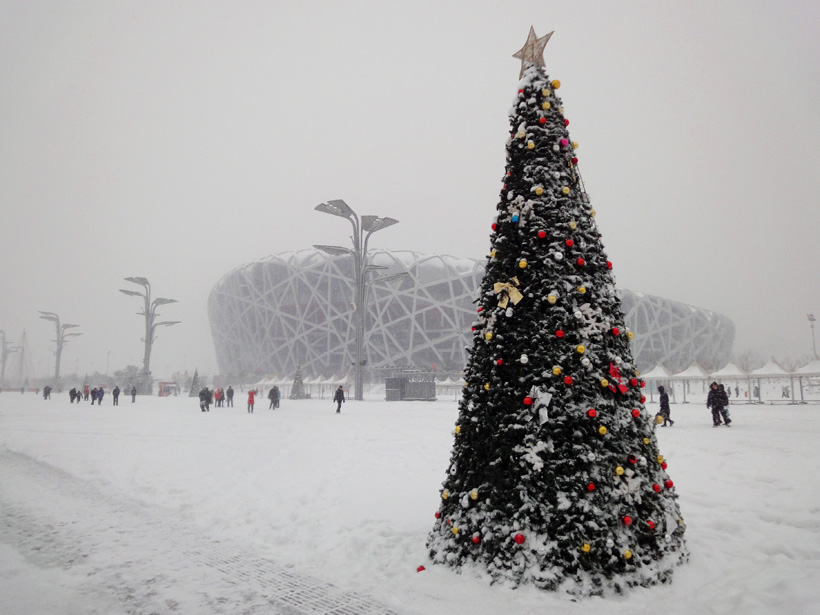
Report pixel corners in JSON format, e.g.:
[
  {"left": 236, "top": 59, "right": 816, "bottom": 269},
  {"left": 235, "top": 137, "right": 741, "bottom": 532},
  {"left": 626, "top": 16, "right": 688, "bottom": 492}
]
[{"left": 0, "top": 447, "right": 400, "bottom": 615}]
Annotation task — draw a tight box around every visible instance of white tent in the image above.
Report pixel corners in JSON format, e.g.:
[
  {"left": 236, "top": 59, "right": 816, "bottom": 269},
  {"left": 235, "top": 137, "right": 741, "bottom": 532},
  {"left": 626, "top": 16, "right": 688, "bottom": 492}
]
[
  {"left": 794, "top": 359, "right": 820, "bottom": 402},
  {"left": 671, "top": 362, "right": 710, "bottom": 402},
  {"left": 709, "top": 362, "right": 751, "bottom": 403},
  {"left": 749, "top": 359, "right": 792, "bottom": 402},
  {"left": 640, "top": 364, "right": 673, "bottom": 403}
]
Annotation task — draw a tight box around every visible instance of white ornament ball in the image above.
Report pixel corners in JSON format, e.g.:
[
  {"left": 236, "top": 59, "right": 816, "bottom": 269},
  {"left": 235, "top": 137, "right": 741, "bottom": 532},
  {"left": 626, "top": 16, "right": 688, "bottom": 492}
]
[
  {"left": 554, "top": 252, "right": 563, "bottom": 261},
  {"left": 552, "top": 144, "right": 560, "bottom": 152},
  {"left": 606, "top": 539, "right": 614, "bottom": 548},
  {"left": 665, "top": 534, "right": 672, "bottom": 543},
  {"left": 581, "top": 357, "right": 591, "bottom": 366},
  {"left": 520, "top": 354, "right": 529, "bottom": 364},
  {"left": 587, "top": 452, "right": 596, "bottom": 462},
  {"left": 574, "top": 311, "right": 582, "bottom": 319},
  {"left": 506, "top": 307, "right": 514, "bottom": 318}
]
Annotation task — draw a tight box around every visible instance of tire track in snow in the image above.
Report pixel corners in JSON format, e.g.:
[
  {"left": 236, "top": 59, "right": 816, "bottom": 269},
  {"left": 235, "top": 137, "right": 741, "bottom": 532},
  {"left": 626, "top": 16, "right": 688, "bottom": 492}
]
[{"left": 0, "top": 448, "right": 401, "bottom": 615}]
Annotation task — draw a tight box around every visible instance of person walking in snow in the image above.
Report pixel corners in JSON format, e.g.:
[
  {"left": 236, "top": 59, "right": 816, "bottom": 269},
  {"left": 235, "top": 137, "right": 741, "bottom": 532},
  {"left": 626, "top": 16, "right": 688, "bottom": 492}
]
[
  {"left": 707, "top": 381, "right": 731, "bottom": 427},
  {"left": 112, "top": 386, "right": 120, "bottom": 405},
  {"left": 273, "top": 385, "right": 280, "bottom": 409},
  {"left": 657, "top": 385, "right": 674, "bottom": 427},
  {"left": 131, "top": 386, "right": 137, "bottom": 402},
  {"left": 333, "top": 386, "right": 345, "bottom": 413},
  {"left": 247, "top": 389, "right": 256, "bottom": 413},
  {"left": 90, "top": 387, "right": 98, "bottom": 405},
  {"left": 96, "top": 387, "right": 105, "bottom": 405},
  {"left": 226, "top": 386, "right": 234, "bottom": 407},
  {"left": 268, "top": 387, "right": 276, "bottom": 409},
  {"left": 84, "top": 385, "right": 90, "bottom": 401}
]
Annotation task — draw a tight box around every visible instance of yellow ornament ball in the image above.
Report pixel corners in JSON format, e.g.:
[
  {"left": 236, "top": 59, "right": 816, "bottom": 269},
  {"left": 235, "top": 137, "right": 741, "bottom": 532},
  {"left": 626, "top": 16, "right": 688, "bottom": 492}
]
[
  {"left": 484, "top": 382, "right": 490, "bottom": 390},
  {"left": 455, "top": 425, "right": 461, "bottom": 434},
  {"left": 551, "top": 79, "right": 561, "bottom": 89},
  {"left": 600, "top": 378, "right": 609, "bottom": 388},
  {"left": 627, "top": 331, "right": 635, "bottom": 340},
  {"left": 552, "top": 366, "right": 562, "bottom": 376},
  {"left": 442, "top": 490, "right": 449, "bottom": 500},
  {"left": 654, "top": 415, "right": 665, "bottom": 425},
  {"left": 547, "top": 294, "right": 557, "bottom": 304},
  {"left": 485, "top": 332, "right": 493, "bottom": 340},
  {"left": 590, "top": 209, "right": 597, "bottom": 218},
  {"left": 569, "top": 221, "right": 577, "bottom": 230},
  {"left": 542, "top": 89, "right": 551, "bottom": 97},
  {"left": 519, "top": 259, "right": 528, "bottom": 269},
  {"left": 452, "top": 527, "right": 459, "bottom": 535},
  {"left": 615, "top": 466, "right": 625, "bottom": 476},
  {"left": 535, "top": 186, "right": 544, "bottom": 196},
  {"left": 470, "top": 490, "right": 478, "bottom": 500},
  {"left": 527, "top": 141, "right": 535, "bottom": 150},
  {"left": 581, "top": 543, "right": 591, "bottom": 553},
  {"left": 576, "top": 345, "right": 585, "bottom": 354},
  {"left": 624, "top": 550, "right": 633, "bottom": 560},
  {"left": 542, "top": 101, "right": 551, "bottom": 110},
  {"left": 490, "top": 250, "right": 497, "bottom": 258},
  {"left": 643, "top": 437, "right": 650, "bottom": 445},
  {"left": 572, "top": 141, "right": 579, "bottom": 150},
  {"left": 558, "top": 107, "right": 564, "bottom": 114},
  {"left": 561, "top": 186, "right": 570, "bottom": 195},
  {"left": 657, "top": 455, "right": 665, "bottom": 464},
  {"left": 598, "top": 426, "right": 607, "bottom": 435},
  {"left": 517, "top": 130, "right": 526, "bottom": 139},
  {"left": 578, "top": 286, "right": 587, "bottom": 294}
]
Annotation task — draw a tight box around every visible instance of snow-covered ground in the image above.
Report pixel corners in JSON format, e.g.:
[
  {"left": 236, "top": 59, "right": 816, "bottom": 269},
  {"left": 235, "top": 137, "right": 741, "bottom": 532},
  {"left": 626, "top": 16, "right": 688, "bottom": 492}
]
[{"left": 1, "top": 391, "right": 819, "bottom": 614}]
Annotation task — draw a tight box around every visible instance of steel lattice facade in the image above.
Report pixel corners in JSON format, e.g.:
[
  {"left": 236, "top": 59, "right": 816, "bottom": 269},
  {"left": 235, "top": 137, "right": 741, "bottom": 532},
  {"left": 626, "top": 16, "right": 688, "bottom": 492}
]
[{"left": 208, "top": 249, "right": 734, "bottom": 378}]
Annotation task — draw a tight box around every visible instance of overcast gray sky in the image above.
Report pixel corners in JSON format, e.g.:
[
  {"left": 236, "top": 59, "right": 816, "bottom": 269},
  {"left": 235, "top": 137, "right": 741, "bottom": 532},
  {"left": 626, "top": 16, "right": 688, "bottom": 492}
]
[{"left": 2, "top": 0, "right": 819, "bottom": 380}]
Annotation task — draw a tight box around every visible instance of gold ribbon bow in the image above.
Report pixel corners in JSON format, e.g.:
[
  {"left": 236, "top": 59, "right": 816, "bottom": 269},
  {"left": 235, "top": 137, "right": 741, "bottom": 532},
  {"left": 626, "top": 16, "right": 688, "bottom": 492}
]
[{"left": 493, "top": 277, "right": 523, "bottom": 308}]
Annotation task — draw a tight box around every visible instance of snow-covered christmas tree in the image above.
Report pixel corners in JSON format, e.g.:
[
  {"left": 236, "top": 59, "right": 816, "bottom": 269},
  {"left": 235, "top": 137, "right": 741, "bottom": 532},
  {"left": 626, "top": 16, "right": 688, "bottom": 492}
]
[
  {"left": 290, "top": 363, "right": 306, "bottom": 400},
  {"left": 427, "top": 28, "right": 687, "bottom": 595}
]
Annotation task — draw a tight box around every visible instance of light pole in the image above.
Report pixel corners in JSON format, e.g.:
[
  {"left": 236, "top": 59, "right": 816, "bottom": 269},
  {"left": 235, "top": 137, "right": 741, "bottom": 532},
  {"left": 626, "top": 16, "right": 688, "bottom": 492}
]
[
  {"left": 809, "top": 314, "right": 818, "bottom": 360},
  {"left": 37, "top": 312, "right": 81, "bottom": 385},
  {"left": 0, "top": 330, "right": 20, "bottom": 388},
  {"left": 119, "top": 277, "right": 180, "bottom": 394},
  {"left": 314, "top": 199, "right": 403, "bottom": 401}
]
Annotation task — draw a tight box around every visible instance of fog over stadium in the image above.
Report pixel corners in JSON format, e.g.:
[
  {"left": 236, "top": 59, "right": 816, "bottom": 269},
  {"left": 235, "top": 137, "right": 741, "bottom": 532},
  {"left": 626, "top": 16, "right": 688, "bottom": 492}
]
[{"left": 2, "top": 2, "right": 819, "bottom": 380}]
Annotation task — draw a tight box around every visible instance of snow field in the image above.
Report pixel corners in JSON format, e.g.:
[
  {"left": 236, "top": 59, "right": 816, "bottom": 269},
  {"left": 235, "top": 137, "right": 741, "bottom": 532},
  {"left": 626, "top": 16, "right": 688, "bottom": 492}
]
[{"left": 1, "top": 393, "right": 819, "bottom": 614}]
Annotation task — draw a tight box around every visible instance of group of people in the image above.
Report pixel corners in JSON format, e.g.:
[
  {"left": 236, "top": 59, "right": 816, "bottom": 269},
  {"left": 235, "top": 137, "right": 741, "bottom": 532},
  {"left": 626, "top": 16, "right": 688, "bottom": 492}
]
[
  {"left": 198, "top": 386, "right": 234, "bottom": 412},
  {"left": 655, "top": 382, "right": 732, "bottom": 428},
  {"left": 67, "top": 384, "right": 136, "bottom": 405},
  {"left": 197, "top": 385, "right": 346, "bottom": 414}
]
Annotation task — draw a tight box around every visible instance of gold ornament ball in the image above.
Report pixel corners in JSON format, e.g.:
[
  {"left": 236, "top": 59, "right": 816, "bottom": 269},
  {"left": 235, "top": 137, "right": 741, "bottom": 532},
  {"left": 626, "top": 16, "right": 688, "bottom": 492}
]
[
  {"left": 551, "top": 79, "right": 561, "bottom": 89},
  {"left": 517, "top": 130, "right": 526, "bottom": 139},
  {"left": 576, "top": 345, "right": 585, "bottom": 354},
  {"left": 552, "top": 366, "right": 562, "bottom": 376},
  {"left": 452, "top": 527, "right": 459, "bottom": 535},
  {"left": 627, "top": 331, "right": 635, "bottom": 340},
  {"left": 442, "top": 490, "right": 449, "bottom": 500},
  {"left": 542, "top": 101, "right": 551, "bottom": 110},
  {"left": 470, "top": 490, "right": 478, "bottom": 500},
  {"left": 654, "top": 415, "right": 664, "bottom": 425},
  {"left": 485, "top": 332, "right": 493, "bottom": 340},
  {"left": 569, "top": 221, "right": 577, "bottom": 230},
  {"left": 615, "top": 466, "right": 625, "bottom": 476},
  {"left": 527, "top": 141, "right": 535, "bottom": 150},
  {"left": 600, "top": 378, "right": 609, "bottom": 387},
  {"left": 547, "top": 294, "right": 557, "bottom": 304},
  {"left": 535, "top": 186, "right": 544, "bottom": 196},
  {"left": 454, "top": 425, "right": 461, "bottom": 434},
  {"left": 490, "top": 250, "right": 497, "bottom": 258},
  {"left": 578, "top": 286, "right": 587, "bottom": 294},
  {"left": 657, "top": 455, "right": 665, "bottom": 464},
  {"left": 519, "top": 259, "right": 528, "bottom": 269},
  {"left": 572, "top": 141, "right": 579, "bottom": 150},
  {"left": 643, "top": 437, "right": 650, "bottom": 444},
  {"left": 483, "top": 382, "right": 490, "bottom": 390},
  {"left": 624, "top": 550, "right": 633, "bottom": 560},
  {"left": 581, "top": 543, "right": 591, "bottom": 553},
  {"left": 542, "top": 89, "right": 551, "bottom": 97},
  {"left": 590, "top": 209, "right": 597, "bottom": 218},
  {"left": 561, "top": 186, "right": 570, "bottom": 195},
  {"left": 558, "top": 107, "right": 564, "bottom": 114},
  {"left": 598, "top": 426, "right": 607, "bottom": 435}
]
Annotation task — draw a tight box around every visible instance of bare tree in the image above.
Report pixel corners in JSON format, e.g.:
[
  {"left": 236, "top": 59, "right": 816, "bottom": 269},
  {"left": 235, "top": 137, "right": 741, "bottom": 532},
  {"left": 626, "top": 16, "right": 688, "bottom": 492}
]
[{"left": 733, "top": 349, "right": 765, "bottom": 373}]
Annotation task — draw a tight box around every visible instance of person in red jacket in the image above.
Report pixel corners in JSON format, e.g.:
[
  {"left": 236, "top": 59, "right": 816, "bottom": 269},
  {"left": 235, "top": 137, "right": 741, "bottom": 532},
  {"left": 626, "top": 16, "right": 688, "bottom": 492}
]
[{"left": 247, "top": 389, "right": 256, "bottom": 413}]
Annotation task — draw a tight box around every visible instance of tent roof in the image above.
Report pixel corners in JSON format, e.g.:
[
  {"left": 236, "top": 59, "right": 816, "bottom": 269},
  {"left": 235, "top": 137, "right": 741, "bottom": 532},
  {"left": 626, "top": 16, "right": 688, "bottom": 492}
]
[
  {"left": 641, "top": 363, "right": 673, "bottom": 379},
  {"left": 794, "top": 359, "right": 820, "bottom": 377},
  {"left": 673, "top": 362, "right": 710, "bottom": 380},
  {"left": 709, "top": 362, "right": 748, "bottom": 378},
  {"left": 749, "top": 359, "right": 790, "bottom": 378}
]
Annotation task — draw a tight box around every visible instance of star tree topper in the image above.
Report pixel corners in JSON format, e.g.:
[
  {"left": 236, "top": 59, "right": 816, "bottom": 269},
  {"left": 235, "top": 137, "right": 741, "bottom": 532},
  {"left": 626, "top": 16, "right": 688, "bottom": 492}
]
[{"left": 512, "top": 26, "right": 554, "bottom": 78}]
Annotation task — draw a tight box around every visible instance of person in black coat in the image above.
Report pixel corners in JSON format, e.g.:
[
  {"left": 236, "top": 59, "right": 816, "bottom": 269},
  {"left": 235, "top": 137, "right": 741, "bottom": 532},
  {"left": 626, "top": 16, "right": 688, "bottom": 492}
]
[
  {"left": 707, "top": 381, "right": 731, "bottom": 427},
  {"left": 333, "top": 386, "right": 345, "bottom": 413},
  {"left": 226, "top": 386, "right": 234, "bottom": 407},
  {"left": 131, "top": 386, "right": 137, "bottom": 402},
  {"left": 112, "top": 386, "right": 120, "bottom": 405},
  {"left": 657, "top": 385, "right": 674, "bottom": 426}
]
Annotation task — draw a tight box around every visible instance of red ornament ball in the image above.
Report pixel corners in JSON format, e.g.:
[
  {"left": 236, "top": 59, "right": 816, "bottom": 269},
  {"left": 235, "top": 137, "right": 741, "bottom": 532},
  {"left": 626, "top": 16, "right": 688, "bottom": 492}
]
[
  {"left": 435, "top": 511, "right": 441, "bottom": 519},
  {"left": 661, "top": 461, "right": 668, "bottom": 470},
  {"left": 417, "top": 565, "right": 426, "bottom": 572},
  {"left": 631, "top": 409, "right": 640, "bottom": 418},
  {"left": 539, "top": 117, "right": 547, "bottom": 125},
  {"left": 514, "top": 533, "right": 525, "bottom": 545},
  {"left": 564, "top": 376, "right": 574, "bottom": 385},
  {"left": 496, "top": 358, "right": 503, "bottom": 365},
  {"left": 627, "top": 455, "right": 637, "bottom": 464},
  {"left": 587, "top": 482, "right": 596, "bottom": 491},
  {"left": 612, "top": 327, "right": 620, "bottom": 336},
  {"left": 538, "top": 230, "right": 547, "bottom": 239},
  {"left": 491, "top": 223, "right": 497, "bottom": 231},
  {"left": 556, "top": 330, "right": 565, "bottom": 338},
  {"left": 664, "top": 480, "right": 674, "bottom": 489},
  {"left": 606, "top": 261, "right": 613, "bottom": 269},
  {"left": 640, "top": 395, "right": 647, "bottom": 403},
  {"left": 565, "top": 239, "right": 574, "bottom": 247},
  {"left": 518, "top": 89, "right": 524, "bottom": 94},
  {"left": 571, "top": 157, "right": 578, "bottom": 165},
  {"left": 652, "top": 484, "right": 661, "bottom": 493},
  {"left": 576, "top": 258, "right": 585, "bottom": 266},
  {"left": 523, "top": 396, "right": 533, "bottom": 406},
  {"left": 623, "top": 516, "right": 633, "bottom": 526},
  {"left": 630, "top": 378, "right": 638, "bottom": 387},
  {"left": 564, "top": 119, "right": 570, "bottom": 126},
  {"left": 587, "top": 408, "right": 597, "bottom": 418},
  {"left": 647, "top": 520, "right": 656, "bottom": 530},
  {"left": 477, "top": 306, "right": 483, "bottom": 313},
  {"left": 472, "top": 535, "right": 480, "bottom": 544}
]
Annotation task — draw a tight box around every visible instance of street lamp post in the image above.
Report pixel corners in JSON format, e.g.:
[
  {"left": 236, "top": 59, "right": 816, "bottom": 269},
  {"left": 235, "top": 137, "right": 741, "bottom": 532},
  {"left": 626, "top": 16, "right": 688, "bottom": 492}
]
[
  {"left": 0, "top": 330, "right": 20, "bottom": 389},
  {"left": 37, "top": 312, "right": 81, "bottom": 384},
  {"left": 314, "top": 200, "right": 402, "bottom": 401},
  {"left": 119, "top": 277, "right": 180, "bottom": 394},
  {"left": 809, "top": 314, "right": 818, "bottom": 360}
]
